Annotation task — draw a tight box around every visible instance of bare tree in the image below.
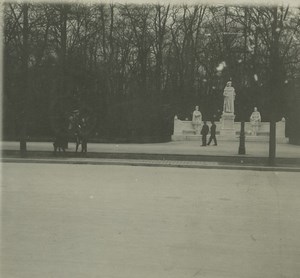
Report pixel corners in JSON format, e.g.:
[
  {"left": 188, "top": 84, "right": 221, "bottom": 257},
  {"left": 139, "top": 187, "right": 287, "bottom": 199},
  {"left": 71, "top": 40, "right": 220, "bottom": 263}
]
[{"left": 19, "top": 3, "right": 29, "bottom": 154}]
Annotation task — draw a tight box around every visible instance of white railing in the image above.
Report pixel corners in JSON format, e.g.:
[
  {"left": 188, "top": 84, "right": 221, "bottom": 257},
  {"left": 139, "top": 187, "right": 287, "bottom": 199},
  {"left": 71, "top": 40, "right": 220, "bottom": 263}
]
[{"left": 172, "top": 116, "right": 287, "bottom": 142}]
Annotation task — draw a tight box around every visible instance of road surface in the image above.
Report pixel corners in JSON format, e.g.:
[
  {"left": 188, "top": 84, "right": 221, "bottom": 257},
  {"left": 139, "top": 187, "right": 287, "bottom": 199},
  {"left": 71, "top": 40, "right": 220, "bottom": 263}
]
[{"left": 1, "top": 163, "right": 300, "bottom": 278}]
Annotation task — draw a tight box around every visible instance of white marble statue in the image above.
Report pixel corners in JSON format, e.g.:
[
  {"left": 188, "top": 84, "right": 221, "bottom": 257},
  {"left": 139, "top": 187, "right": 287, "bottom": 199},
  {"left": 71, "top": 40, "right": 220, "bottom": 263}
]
[
  {"left": 223, "top": 81, "right": 236, "bottom": 114},
  {"left": 250, "top": 107, "right": 261, "bottom": 136},
  {"left": 192, "top": 106, "right": 202, "bottom": 134}
]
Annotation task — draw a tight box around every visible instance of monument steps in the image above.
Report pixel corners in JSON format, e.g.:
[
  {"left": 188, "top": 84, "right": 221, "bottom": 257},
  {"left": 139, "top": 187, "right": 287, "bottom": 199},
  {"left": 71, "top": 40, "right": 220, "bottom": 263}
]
[
  {"left": 181, "top": 131, "right": 270, "bottom": 136},
  {"left": 171, "top": 134, "right": 288, "bottom": 143},
  {"left": 173, "top": 118, "right": 287, "bottom": 143},
  {"left": 182, "top": 130, "right": 197, "bottom": 135},
  {"left": 236, "top": 131, "right": 270, "bottom": 136}
]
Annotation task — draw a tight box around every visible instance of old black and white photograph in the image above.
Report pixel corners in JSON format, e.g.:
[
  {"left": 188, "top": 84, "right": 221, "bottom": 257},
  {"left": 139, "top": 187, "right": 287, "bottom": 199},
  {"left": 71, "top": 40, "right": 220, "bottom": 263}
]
[{"left": 1, "top": 0, "right": 300, "bottom": 277}]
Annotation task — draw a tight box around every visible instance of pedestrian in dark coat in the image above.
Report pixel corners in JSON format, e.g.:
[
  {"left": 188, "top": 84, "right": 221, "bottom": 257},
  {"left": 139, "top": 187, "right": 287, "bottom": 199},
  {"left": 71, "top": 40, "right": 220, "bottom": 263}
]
[
  {"left": 53, "top": 129, "right": 68, "bottom": 154},
  {"left": 75, "top": 118, "right": 88, "bottom": 153},
  {"left": 208, "top": 121, "right": 217, "bottom": 146},
  {"left": 201, "top": 121, "right": 209, "bottom": 146}
]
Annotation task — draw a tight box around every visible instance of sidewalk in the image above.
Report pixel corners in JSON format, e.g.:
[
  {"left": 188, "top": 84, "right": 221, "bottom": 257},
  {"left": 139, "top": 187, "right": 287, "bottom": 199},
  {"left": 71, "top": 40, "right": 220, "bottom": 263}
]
[
  {"left": 1, "top": 140, "right": 300, "bottom": 157},
  {"left": 1, "top": 141, "right": 300, "bottom": 170}
]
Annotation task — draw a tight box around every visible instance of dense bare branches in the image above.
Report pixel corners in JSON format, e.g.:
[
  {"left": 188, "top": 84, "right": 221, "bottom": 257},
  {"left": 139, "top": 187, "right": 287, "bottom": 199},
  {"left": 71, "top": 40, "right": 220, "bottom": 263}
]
[{"left": 3, "top": 3, "right": 300, "bottom": 139}]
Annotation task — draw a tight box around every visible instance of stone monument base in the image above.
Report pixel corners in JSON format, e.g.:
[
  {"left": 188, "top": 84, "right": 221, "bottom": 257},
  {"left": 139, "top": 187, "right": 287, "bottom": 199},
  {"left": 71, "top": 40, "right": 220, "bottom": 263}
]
[
  {"left": 171, "top": 116, "right": 288, "bottom": 143},
  {"left": 220, "top": 113, "right": 236, "bottom": 139}
]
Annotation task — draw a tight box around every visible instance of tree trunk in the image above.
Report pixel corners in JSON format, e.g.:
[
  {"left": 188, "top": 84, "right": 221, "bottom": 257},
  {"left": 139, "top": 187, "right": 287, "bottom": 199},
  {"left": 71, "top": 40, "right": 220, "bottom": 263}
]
[
  {"left": 60, "top": 5, "right": 67, "bottom": 96},
  {"left": 20, "top": 3, "right": 29, "bottom": 155},
  {"left": 238, "top": 7, "right": 248, "bottom": 156},
  {"left": 268, "top": 7, "right": 281, "bottom": 165}
]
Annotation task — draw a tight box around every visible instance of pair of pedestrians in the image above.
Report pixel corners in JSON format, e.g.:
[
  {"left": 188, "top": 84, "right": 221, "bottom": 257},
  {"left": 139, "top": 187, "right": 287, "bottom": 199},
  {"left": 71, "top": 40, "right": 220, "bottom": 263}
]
[{"left": 201, "top": 121, "right": 217, "bottom": 146}]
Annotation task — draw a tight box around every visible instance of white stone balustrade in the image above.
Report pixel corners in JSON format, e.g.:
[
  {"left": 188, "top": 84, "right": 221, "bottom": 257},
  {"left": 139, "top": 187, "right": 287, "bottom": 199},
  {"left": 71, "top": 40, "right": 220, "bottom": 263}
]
[{"left": 172, "top": 116, "right": 288, "bottom": 143}]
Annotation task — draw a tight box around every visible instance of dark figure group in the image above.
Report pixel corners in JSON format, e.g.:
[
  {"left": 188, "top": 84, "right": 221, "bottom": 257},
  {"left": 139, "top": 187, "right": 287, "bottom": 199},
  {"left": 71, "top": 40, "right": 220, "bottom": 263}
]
[
  {"left": 201, "top": 121, "right": 217, "bottom": 146},
  {"left": 53, "top": 114, "right": 88, "bottom": 155}
]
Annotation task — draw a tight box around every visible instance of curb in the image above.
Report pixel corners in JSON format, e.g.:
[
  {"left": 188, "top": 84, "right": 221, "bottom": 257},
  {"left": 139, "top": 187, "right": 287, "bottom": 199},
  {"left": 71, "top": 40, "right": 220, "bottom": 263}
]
[
  {"left": 2, "top": 157, "right": 300, "bottom": 172},
  {"left": 2, "top": 150, "right": 300, "bottom": 165}
]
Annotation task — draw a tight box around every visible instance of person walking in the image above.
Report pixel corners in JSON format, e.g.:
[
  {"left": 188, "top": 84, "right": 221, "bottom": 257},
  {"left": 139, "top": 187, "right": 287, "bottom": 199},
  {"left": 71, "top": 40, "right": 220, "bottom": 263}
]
[
  {"left": 75, "top": 117, "right": 88, "bottom": 153},
  {"left": 207, "top": 121, "right": 217, "bottom": 146},
  {"left": 201, "top": 121, "right": 209, "bottom": 146}
]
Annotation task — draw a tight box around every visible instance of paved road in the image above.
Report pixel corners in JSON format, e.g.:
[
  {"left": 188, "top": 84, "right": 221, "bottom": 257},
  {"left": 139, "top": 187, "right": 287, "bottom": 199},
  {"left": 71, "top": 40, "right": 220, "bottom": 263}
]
[{"left": 1, "top": 163, "right": 300, "bottom": 278}]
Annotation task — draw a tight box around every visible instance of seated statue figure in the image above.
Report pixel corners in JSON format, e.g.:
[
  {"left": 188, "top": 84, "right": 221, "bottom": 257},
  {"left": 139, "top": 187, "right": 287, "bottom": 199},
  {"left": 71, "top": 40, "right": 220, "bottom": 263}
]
[
  {"left": 250, "top": 107, "right": 261, "bottom": 136},
  {"left": 192, "top": 106, "right": 202, "bottom": 135}
]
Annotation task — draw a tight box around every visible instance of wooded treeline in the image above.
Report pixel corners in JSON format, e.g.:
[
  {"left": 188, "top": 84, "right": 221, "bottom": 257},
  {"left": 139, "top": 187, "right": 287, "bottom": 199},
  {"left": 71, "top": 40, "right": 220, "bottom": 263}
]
[{"left": 3, "top": 3, "right": 300, "bottom": 142}]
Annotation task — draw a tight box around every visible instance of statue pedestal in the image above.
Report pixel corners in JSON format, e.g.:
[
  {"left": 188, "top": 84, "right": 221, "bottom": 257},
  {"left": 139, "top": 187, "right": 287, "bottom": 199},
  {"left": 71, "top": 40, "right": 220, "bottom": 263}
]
[
  {"left": 220, "top": 113, "right": 236, "bottom": 139},
  {"left": 193, "top": 123, "right": 202, "bottom": 135}
]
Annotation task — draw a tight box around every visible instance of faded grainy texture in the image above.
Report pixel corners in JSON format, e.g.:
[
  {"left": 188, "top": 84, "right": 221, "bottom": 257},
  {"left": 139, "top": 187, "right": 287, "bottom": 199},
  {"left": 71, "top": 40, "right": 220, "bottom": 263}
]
[{"left": 1, "top": 163, "right": 300, "bottom": 278}]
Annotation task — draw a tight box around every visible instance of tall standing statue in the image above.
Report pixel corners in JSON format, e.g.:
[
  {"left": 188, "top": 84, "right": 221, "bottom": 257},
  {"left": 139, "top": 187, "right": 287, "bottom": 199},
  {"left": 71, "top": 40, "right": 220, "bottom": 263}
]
[
  {"left": 192, "top": 105, "right": 202, "bottom": 135},
  {"left": 223, "top": 81, "right": 236, "bottom": 114},
  {"left": 250, "top": 107, "right": 261, "bottom": 136}
]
